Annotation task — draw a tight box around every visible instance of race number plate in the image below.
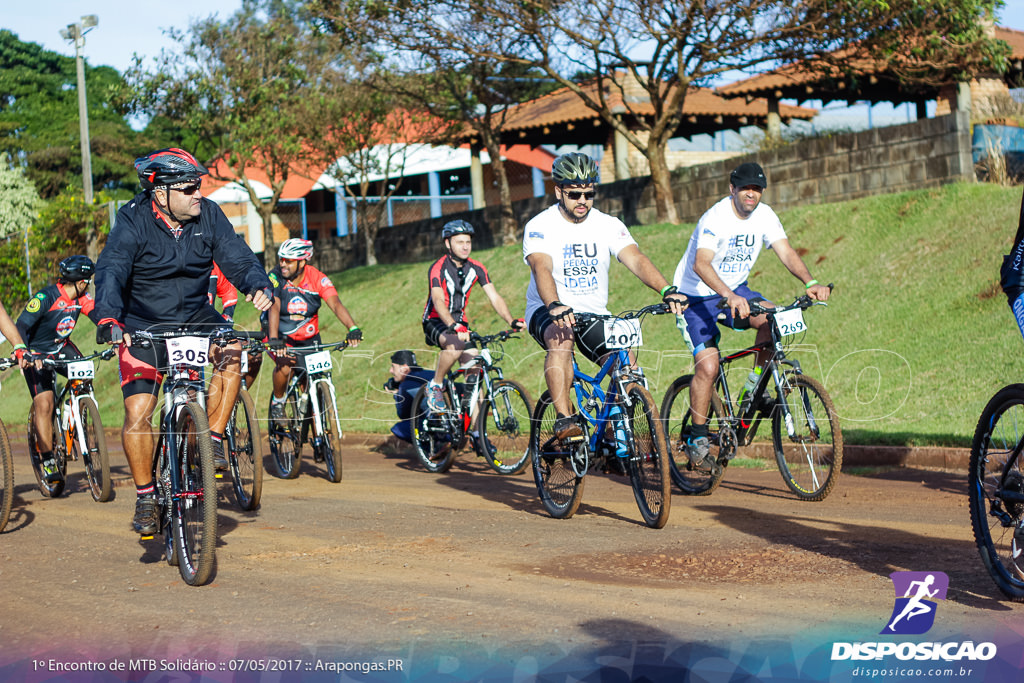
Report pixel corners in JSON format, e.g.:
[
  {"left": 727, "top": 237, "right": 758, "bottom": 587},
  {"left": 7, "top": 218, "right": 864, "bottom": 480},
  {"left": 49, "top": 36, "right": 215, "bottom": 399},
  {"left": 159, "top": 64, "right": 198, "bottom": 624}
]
[
  {"left": 305, "top": 350, "right": 332, "bottom": 373},
  {"left": 67, "top": 360, "right": 95, "bottom": 379},
  {"left": 774, "top": 308, "right": 807, "bottom": 336},
  {"left": 167, "top": 336, "right": 210, "bottom": 366},
  {"left": 604, "top": 319, "right": 643, "bottom": 349}
]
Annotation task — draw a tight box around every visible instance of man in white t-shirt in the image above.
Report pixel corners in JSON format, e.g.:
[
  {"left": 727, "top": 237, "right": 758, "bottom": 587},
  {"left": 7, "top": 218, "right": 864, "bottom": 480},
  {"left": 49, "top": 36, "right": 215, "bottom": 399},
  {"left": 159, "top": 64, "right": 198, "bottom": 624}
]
[
  {"left": 673, "top": 161, "right": 830, "bottom": 469},
  {"left": 524, "top": 152, "right": 687, "bottom": 440}
]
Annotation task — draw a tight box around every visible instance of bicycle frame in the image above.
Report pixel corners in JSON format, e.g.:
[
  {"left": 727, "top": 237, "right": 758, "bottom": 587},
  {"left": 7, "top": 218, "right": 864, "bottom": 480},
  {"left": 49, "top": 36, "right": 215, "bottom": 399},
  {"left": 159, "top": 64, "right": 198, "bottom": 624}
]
[
  {"left": 280, "top": 342, "right": 347, "bottom": 445},
  {"left": 157, "top": 353, "right": 210, "bottom": 504},
  {"left": 39, "top": 350, "right": 113, "bottom": 465},
  {"left": 570, "top": 349, "right": 638, "bottom": 459}
]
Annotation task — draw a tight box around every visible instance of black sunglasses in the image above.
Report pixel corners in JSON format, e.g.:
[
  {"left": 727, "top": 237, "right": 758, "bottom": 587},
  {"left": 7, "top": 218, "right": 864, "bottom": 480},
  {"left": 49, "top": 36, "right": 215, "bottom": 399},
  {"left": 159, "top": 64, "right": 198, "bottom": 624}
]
[
  {"left": 565, "top": 190, "right": 595, "bottom": 201},
  {"left": 173, "top": 181, "right": 203, "bottom": 195}
]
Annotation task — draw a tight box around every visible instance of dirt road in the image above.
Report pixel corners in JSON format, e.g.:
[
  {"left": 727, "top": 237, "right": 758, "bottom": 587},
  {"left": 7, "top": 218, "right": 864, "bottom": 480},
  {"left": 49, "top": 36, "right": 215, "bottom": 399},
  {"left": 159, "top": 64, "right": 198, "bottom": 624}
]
[{"left": 0, "top": 432, "right": 1020, "bottom": 681}]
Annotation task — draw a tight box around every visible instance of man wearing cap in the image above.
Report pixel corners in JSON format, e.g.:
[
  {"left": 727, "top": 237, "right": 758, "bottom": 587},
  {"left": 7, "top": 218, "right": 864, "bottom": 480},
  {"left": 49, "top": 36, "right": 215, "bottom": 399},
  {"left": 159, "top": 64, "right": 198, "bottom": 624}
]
[
  {"left": 383, "top": 350, "right": 434, "bottom": 445},
  {"left": 672, "top": 161, "right": 830, "bottom": 470}
]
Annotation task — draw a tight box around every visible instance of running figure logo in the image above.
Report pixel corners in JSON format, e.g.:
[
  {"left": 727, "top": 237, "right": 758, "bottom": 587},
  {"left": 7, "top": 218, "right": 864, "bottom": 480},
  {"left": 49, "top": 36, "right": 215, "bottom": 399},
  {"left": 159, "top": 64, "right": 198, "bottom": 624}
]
[{"left": 881, "top": 571, "right": 949, "bottom": 635}]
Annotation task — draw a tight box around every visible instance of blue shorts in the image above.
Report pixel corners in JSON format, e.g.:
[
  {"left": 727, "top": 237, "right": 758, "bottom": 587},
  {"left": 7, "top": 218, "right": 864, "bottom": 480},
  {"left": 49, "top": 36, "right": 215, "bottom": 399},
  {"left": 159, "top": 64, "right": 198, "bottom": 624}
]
[{"left": 675, "top": 283, "right": 767, "bottom": 356}]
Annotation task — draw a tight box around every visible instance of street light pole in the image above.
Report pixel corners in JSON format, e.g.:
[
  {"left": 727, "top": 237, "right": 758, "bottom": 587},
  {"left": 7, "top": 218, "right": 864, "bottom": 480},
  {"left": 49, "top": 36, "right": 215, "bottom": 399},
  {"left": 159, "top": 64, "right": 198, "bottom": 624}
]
[{"left": 60, "top": 15, "right": 98, "bottom": 260}]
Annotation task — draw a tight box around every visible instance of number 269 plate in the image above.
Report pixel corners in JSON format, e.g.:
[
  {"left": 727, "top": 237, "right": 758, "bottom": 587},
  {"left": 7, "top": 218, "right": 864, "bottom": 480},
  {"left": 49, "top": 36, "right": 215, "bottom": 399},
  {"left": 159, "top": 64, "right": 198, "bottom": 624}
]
[
  {"left": 604, "top": 319, "right": 643, "bottom": 349},
  {"left": 774, "top": 308, "right": 807, "bottom": 336}
]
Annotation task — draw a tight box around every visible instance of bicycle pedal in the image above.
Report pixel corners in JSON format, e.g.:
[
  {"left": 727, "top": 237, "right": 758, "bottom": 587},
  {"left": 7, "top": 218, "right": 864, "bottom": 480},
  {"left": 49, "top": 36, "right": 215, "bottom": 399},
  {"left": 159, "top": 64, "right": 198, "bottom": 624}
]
[
  {"left": 214, "top": 472, "right": 224, "bottom": 479},
  {"left": 139, "top": 535, "right": 155, "bottom": 541}
]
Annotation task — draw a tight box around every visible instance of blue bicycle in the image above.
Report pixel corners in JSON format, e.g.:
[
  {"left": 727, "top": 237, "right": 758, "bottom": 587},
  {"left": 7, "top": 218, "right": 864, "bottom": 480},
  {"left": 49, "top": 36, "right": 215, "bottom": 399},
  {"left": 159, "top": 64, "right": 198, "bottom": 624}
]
[{"left": 529, "top": 304, "right": 672, "bottom": 528}]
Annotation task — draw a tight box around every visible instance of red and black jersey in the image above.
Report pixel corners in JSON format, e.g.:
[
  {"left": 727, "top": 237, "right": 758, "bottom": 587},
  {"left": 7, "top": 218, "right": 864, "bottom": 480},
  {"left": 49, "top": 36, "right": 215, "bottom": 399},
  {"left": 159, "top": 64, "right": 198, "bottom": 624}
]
[
  {"left": 16, "top": 283, "right": 99, "bottom": 354},
  {"left": 421, "top": 255, "right": 491, "bottom": 323},
  {"left": 208, "top": 262, "right": 238, "bottom": 320},
  {"left": 270, "top": 264, "right": 338, "bottom": 341}
]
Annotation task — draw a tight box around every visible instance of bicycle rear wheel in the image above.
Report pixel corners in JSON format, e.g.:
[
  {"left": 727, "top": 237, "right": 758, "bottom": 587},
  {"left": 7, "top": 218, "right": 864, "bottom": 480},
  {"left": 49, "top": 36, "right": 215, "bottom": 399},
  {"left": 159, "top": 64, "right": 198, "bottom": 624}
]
[
  {"left": 0, "top": 418, "right": 13, "bottom": 532},
  {"left": 227, "top": 389, "right": 263, "bottom": 510},
  {"left": 970, "top": 384, "right": 1024, "bottom": 601},
  {"left": 316, "top": 382, "right": 343, "bottom": 483},
  {"left": 771, "top": 374, "right": 842, "bottom": 501},
  {"left": 530, "top": 390, "right": 585, "bottom": 519},
  {"left": 659, "top": 375, "right": 728, "bottom": 495},
  {"left": 476, "top": 379, "right": 533, "bottom": 475},
  {"left": 76, "top": 397, "right": 111, "bottom": 502},
  {"left": 268, "top": 393, "right": 302, "bottom": 479},
  {"left": 624, "top": 383, "right": 671, "bottom": 529},
  {"left": 411, "top": 384, "right": 457, "bottom": 473},
  {"left": 171, "top": 402, "right": 218, "bottom": 586},
  {"left": 27, "top": 405, "right": 66, "bottom": 498}
]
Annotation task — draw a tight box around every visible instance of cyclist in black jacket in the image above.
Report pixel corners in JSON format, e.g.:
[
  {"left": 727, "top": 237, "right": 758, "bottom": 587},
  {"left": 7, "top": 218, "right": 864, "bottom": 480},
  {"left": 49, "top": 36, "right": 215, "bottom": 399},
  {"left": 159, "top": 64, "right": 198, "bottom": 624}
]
[{"left": 93, "top": 147, "right": 273, "bottom": 535}]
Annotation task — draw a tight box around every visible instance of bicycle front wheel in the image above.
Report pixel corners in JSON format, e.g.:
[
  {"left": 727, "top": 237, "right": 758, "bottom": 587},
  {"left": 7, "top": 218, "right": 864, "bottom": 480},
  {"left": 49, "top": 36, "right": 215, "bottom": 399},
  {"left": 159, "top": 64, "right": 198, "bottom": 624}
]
[
  {"left": 771, "top": 374, "right": 843, "bottom": 501},
  {"left": 268, "top": 393, "right": 302, "bottom": 479},
  {"left": 227, "top": 389, "right": 263, "bottom": 510},
  {"left": 970, "top": 384, "right": 1024, "bottom": 601},
  {"left": 411, "top": 384, "right": 457, "bottom": 473},
  {"left": 76, "top": 397, "right": 111, "bottom": 502},
  {"left": 316, "top": 382, "right": 343, "bottom": 483},
  {"left": 476, "top": 380, "right": 533, "bottom": 475},
  {"left": 0, "top": 419, "right": 13, "bottom": 532},
  {"left": 624, "top": 383, "right": 672, "bottom": 529},
  {"left": 27, "top": 405, "right": 66, "bottom": 498},
  {"left": 171, "top": 402, "right": 218, "bottom": 586},
  {"left": 659, "top": 375, "right": 728, "bottom": 496},
  {"left": 530, "top": 390, "right": 585, "bottom": 519}
]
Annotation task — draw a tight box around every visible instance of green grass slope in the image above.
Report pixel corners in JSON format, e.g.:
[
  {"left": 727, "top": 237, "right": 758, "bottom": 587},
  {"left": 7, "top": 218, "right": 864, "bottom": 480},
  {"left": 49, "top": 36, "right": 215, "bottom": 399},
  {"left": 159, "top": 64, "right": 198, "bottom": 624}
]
[{"left": 1, "top": 181, "right": 1021, "bottom": 447}]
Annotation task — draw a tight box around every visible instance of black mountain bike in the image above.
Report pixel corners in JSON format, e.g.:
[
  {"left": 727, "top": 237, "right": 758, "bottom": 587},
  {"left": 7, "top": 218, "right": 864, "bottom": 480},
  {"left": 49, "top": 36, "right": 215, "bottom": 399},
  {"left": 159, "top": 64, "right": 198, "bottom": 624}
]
[
  {"left": 661, "top": 291, "right": 842, "bottom": 501},
  {"left": 410, "top": 330, "right": 533, "bottom": 475},
  {"left": 222, "top": 339, "right": 264, "bottom": 510},
  {"left": 970, "top": 385, "right": 1024, "bottom": 601}
]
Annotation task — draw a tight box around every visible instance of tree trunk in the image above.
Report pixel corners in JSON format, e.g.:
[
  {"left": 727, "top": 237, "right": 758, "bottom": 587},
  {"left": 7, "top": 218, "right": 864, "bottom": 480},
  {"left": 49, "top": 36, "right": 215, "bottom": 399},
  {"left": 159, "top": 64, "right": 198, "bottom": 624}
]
[
  {"left": 647, "top": 145, "right": 679, "bottom": 225},
  {"left": 482, "top": 138, "right": 517, "bottom": 246},
  {"left": 261, "top": 207, "right": 276, "bottom": 270}
]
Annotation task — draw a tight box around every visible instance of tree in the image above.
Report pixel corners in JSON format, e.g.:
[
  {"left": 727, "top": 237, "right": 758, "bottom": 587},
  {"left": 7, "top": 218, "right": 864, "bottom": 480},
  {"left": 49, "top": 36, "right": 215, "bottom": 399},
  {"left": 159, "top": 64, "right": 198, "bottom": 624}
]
[
  {"left": 314, "top": 3, "right": 557, "bottom": 246},
  {"left": 0, "top": 29, "right": 142, "bottom": 199},
  {"left": 381, "top": 0, "right": 1008, "bottom": 224},
  {"left": 305, "top": 80, "right": 430, "bottom": 266},
  {"left": 126, "top": 0, "right": 353, "bottom": 268},
  {"left": 0, "top": 155, "right": 40, "bottom": 300}
]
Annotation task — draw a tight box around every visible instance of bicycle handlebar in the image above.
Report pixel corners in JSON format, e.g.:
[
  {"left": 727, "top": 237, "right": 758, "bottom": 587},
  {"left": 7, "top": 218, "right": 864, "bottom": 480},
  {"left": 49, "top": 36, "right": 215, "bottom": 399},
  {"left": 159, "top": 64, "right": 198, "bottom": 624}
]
[
  {"left": 467, "top": 329, "right": 520, "bottom": 348},
  {"left": 272, "top": 339, "right": 350, "bottom": 355},
  {"left": 129, "top": 328, "right": 264, "bottom": 349},
  {"left": 33, "top": 347, "right": 117, "bottom": 369},
  {"left": 716, "top": 283, "right": 834, "bottom": 317},
  {"left": 573, "top": 302, "right": 673, "bottom": 326}
]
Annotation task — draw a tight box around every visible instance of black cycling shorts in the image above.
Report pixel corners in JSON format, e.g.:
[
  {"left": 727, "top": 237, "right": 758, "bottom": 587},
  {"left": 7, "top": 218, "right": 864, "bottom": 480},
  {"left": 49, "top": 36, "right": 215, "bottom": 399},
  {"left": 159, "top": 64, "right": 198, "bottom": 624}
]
[
  {"left": 527, "top": 307, "right": 609, "bottom": 366},
  {"left": 423, "top": 318, "right": 467, "bottom": 348}
]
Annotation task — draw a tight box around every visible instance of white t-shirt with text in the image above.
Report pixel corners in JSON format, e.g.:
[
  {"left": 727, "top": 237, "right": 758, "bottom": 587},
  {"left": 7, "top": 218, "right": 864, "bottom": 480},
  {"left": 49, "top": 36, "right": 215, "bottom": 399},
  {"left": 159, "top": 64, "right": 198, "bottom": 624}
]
[
  {"left": 523, "top": 204, "right": 637, "bottom": 320},
  {"left": 673, "top": 196, "right": 787, "bottom": 298}
]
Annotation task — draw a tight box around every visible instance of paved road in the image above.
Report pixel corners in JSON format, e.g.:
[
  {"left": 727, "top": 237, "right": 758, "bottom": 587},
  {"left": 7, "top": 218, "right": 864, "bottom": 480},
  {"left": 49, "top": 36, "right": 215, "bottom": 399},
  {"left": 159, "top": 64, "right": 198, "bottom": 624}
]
[{"left": 0, "top": 432, "right": 1019, "bottom": 681}]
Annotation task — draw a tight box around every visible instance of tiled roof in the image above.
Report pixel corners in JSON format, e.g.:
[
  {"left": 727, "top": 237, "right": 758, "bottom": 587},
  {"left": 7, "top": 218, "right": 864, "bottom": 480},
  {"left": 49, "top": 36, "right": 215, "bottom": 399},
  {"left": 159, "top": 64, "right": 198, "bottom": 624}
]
[
  {"left": 500, "top": 79, "right": 815, "bottom": 132},
  {"left": 716, "top": 25, "right": 1024, "bottom": 99}
]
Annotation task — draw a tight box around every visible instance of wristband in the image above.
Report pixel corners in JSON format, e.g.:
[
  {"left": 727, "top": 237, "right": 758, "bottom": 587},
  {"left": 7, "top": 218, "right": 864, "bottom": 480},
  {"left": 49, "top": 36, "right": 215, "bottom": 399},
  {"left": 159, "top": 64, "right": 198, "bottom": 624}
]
[
  {"left": 349, "top": 326, "right": 359, "bottom": 331},
  {"left": 660, "top": 284, "right": 675, "bottom": 297},
  {"left": 805, "top": 280, "right": 819, "bottom": 289},
  {"left": 13, "top": 344, "right": 26, "bottom": 350}
]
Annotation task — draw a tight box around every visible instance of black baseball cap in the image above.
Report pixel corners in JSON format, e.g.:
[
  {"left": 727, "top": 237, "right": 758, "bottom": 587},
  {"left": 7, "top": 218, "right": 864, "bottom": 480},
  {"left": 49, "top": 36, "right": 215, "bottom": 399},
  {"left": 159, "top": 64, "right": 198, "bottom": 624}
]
[
  {"left": 730, "top": 162, "right": 767, "bottom": 189},
  {"left": 390, "top": 350, "right": 417, "bottom": 366}
]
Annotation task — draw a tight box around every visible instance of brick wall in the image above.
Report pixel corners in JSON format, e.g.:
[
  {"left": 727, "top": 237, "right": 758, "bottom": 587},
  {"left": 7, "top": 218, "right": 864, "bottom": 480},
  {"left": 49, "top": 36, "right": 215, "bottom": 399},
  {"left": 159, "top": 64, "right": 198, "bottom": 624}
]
[{"left": 314, "top": 112, "right": 974, "bottom": 267}]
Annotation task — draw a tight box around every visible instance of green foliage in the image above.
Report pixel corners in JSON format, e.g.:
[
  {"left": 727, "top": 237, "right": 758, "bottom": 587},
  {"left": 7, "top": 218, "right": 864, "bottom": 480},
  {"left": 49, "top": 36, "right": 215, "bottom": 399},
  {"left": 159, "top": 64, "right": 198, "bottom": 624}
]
[
  {"left": 0, "top": 29, "right": 145, "bottom": 198},
  {"left": 0, "top": 154, "right": 40, "bottom": 239}
]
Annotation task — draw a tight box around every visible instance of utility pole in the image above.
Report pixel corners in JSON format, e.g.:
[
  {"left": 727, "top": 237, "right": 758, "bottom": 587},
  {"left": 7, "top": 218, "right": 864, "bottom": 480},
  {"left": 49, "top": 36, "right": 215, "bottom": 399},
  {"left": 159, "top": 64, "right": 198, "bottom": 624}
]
[{"left": 60, "top": 15, "right": 99, "bottom": 262}]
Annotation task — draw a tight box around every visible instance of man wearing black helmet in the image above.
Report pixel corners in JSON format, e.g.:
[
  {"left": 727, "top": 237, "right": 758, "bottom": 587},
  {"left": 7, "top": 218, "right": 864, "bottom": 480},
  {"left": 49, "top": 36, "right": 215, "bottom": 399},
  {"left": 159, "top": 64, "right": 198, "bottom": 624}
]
[
  {"left": 672, "top": 161, "right": 830, "bottom": 470},
  {"left": 421, "top": 220, "right": 523, "bottom": 417},
  {"left": 15, "top": 255, "right": 101, "bottom": 482},
  {"left": 94, "top": 147, "right": 273, "bottom": 535},
  {"left": 524, "top": 152, "right": 688, "bottom": 441}
]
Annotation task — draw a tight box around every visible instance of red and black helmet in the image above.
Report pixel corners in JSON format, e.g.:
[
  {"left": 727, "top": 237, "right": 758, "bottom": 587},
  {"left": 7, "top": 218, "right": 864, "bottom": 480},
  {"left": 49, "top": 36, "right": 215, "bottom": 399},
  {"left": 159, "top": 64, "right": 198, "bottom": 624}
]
[{"left": 134, "top": 148, "right": 208, "bottom": 190}]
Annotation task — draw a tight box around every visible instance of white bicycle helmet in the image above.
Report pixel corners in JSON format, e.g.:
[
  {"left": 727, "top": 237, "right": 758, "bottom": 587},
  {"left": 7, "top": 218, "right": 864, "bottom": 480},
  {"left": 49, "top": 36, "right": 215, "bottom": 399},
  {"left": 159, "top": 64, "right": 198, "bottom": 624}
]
[{"left": 278, "top": 238, "right": 313, "bottom": 261}]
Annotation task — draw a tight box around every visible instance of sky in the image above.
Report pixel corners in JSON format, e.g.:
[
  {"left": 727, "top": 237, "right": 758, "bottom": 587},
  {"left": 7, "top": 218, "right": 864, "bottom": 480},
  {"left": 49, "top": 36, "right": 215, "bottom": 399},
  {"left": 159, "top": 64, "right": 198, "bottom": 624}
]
[
  {"left": 2, "top": 0, "right": 1023, "bottom": 150},
  {"left": 3, "top": 0, "right": 1022, "bottom": 76}
]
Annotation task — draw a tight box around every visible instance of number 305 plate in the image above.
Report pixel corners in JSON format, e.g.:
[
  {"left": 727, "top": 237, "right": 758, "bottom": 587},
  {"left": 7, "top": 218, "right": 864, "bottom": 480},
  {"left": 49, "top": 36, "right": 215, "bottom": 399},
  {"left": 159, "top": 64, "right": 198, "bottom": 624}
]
[
  {"left": 167, "top": 336, "right": 210, "bottom": 366},
  {"left": 604, "top": 319, "right": 643, "bottom": 349}
]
